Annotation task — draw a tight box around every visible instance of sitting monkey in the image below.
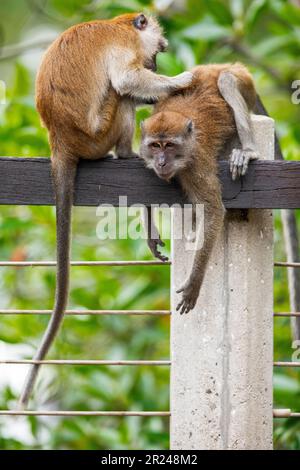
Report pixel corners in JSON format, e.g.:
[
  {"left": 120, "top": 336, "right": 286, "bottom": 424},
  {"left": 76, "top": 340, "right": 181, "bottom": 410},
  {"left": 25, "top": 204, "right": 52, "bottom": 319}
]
[
  {"left": 18, "top": 12, "right": 193, "bottom": 408},
  {"left": 139, "top": 63, "right": 258, "bottom": 314}
]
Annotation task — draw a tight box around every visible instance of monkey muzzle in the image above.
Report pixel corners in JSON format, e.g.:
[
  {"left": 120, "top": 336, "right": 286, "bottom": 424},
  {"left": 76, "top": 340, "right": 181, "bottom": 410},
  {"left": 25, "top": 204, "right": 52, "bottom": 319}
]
[
  {"left": 155, "top": 165, "right": 175, "bottom": 182},
  {"left": 158, "top": 172, "right": 175, "bottom": 183},
  {"left": 144, "top": 39, "right": 167, "bottom": 72}
]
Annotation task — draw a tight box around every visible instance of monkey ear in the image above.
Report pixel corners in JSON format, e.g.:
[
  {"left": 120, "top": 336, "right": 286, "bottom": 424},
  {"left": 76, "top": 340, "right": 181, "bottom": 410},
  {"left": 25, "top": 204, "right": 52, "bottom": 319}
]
[
  {"left": 133, "top": 14, "right": 148, "bottom": 31},
  {"left": 186, "top": 120, "right": 194, "bottom": 134}
]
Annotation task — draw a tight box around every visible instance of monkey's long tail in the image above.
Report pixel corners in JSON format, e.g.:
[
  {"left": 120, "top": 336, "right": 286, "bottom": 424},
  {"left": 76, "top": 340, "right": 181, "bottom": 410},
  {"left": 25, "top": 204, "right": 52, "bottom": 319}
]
[
  {"left": 18, "top": 157, "right": 77, "bottom": 409},
  {"left": 256, "top": 95, "right": 300, "bottom": 341}
]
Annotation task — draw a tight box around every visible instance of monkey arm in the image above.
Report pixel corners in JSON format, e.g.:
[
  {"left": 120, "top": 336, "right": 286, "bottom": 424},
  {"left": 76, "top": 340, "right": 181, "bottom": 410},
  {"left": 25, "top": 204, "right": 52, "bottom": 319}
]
[
  {"left": 142, "top": 206, "right": 168, "bottom": 262},
  {"left": 176, "top": 196, "right": 225, "bottom": 315},
  {"left": 110, "top": 60, "right": 193, "bottom": 101},
  {"left": 218, "top": 71, "right": 258, "bottom": 180}
]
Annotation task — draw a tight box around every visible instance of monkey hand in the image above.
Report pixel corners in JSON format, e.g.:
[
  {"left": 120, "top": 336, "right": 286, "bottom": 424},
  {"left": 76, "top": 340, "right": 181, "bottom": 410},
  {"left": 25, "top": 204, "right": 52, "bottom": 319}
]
[
  {"left": 147, "top": 237, "right": 169, "bottom": 262},
  {"left": 171, "top": 71, "right": 194, "bottom": 90},
  {"left": 176, "top": 279, "right": 200, "bottom": 315},
  {"left": 230, "top": 148, "right": 259, "bottom": 181}
]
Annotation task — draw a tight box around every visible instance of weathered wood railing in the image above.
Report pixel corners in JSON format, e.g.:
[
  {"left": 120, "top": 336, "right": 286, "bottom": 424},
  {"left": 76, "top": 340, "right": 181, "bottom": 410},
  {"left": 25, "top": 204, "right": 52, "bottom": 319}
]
[
  {"left": 1, "top": 155, "right": 300, "bottom": 209},
  {"left": 0, "top": 115, "right": 300, "bottom": 450}
]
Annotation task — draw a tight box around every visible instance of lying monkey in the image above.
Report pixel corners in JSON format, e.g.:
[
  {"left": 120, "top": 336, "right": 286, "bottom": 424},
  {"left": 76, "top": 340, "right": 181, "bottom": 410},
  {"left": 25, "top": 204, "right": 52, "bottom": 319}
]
[
  {"left": 18, "top": 13, "right": 193, "bottom": 408},
  {"left": 140, "top": 63, "right": 258, "bottom": 314}
]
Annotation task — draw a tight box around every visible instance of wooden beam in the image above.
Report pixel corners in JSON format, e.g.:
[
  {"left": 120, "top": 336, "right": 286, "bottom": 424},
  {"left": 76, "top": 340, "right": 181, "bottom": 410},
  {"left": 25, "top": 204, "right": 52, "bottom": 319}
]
[{"left": 0, "top": 156, "right": 300, "bottom": 209}]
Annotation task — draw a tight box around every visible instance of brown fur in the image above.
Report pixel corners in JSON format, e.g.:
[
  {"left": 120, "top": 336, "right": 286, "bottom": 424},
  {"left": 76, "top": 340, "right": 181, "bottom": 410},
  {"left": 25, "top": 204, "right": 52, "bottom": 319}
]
[
  {"left": 18, "top": 13, "right": 194, "bottom": 408},
  {"left": 140, "top": 63, "right": 257, "bottom": 314},
  {"left": 37, "top": 15, "right": 148, "bottom": 161},
  {"left": 36, "top": 14, "right": 192, "bottom": 163},
  {"left": 147, "top": 63, "right": 256, "bottom": 177}
]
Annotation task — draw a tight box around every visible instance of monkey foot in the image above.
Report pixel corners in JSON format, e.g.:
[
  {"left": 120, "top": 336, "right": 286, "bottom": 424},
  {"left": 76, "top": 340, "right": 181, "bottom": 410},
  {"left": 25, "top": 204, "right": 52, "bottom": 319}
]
[
  {"left": 230, "top": 148, "right": 258, "bottom": 181},
  {"left": 176, "top": 282, "right": 199, "bottom": 314},
  {"left": 147, "top": 238, "right": 169, "bottom": 262}
]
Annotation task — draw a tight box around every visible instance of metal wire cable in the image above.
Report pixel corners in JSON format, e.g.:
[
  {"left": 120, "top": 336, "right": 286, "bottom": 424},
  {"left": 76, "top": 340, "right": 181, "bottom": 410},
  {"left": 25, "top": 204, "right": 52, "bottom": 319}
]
[
  {"left": 0, "top": 309, "right": 170, "bottom": 316},
  {"left": 0, "top": 260, "right": 171, "bottom": 267},
  {"left": 0, "top": 410, "right": 171, "bottom": 417},
  {"left": 0, "top": 359, "right": 170, "bottom": 366}
]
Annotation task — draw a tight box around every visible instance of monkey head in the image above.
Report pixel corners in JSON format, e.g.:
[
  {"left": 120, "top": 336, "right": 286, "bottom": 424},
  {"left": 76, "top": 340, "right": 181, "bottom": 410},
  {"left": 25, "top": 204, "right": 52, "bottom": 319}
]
[
  {"left": 133, "top": 13, "right": 168, "bottom": 71},
  {"left": 112, "top": 13, "right": 168, "bottom": 71},
  {"left": 140, "top": 111, "right": 195, "bottom": 181}
]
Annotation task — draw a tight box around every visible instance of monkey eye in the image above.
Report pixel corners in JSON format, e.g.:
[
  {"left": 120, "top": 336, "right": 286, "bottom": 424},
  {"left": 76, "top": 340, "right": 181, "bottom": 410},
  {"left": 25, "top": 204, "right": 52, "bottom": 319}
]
[
  {"left": 165, "top": 142, "right": 174, "bottom": 148},
  {"left": 151, "top": 142, "right": 161, "bottom": 148}
]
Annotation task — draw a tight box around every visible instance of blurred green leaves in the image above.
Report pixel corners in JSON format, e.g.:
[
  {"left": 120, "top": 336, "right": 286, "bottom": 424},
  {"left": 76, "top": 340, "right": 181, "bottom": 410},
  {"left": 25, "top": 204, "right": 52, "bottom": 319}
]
[{"left": 0, "top": 0, "right": 300, "bottom": 450}]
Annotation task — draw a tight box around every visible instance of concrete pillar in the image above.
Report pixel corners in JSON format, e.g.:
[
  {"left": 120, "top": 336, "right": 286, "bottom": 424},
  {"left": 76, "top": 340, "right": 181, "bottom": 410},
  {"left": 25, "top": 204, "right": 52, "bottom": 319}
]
[{"left": 170, "top": 115, "right": 274, "bottom": 450}]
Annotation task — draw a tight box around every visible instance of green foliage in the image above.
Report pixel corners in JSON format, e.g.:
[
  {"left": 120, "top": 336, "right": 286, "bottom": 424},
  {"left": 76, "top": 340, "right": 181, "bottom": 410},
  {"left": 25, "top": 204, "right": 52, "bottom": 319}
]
[{"left": 0, "top": 0, "right": 300, "bottom": 450}]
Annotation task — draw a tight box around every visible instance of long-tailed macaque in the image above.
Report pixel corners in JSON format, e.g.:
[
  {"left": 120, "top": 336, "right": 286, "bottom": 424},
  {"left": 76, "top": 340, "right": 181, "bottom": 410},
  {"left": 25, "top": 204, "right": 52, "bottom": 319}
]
[
  {"left": 18, "top": 13, "right": 193, "bottom": 408},
  {"left": 140, "top": 63, "right": 258, "bottom": 314}
]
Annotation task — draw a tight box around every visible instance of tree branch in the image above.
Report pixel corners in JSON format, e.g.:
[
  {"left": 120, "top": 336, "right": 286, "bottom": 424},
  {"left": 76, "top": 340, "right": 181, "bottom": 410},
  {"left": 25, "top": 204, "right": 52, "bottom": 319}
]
[{"left": 0, "top": 38, "right": 54, "bottom": 61}]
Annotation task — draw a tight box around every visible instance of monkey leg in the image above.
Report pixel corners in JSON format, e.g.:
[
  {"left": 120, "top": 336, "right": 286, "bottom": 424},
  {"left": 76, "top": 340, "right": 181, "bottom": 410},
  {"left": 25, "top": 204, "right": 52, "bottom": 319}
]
[
  {"left": 217, "top": 71, "right": 258, "bottom": 180},
  {"left": 142, "top": 206, "right": 168, "bottom": 262},
  {"left": 115, "top": 98, "right": 139, "bottom": 159}
]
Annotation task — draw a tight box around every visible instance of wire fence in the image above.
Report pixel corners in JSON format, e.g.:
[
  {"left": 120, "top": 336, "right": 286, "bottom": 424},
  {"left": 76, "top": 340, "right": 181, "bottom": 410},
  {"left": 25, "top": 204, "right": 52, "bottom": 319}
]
[
  {"left": 0, "top": 258, "right": 299, "bottom": 419},
  {"left": 0, "top": 258, "right": 171, "bottom": 418},
  {"left": 273, "top": 261, "right": 300, "bottom": 419}
]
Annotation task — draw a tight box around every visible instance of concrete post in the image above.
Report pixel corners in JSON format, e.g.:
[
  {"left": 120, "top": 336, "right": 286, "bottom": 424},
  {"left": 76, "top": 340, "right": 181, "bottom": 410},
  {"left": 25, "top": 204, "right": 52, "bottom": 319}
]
[{"left": 170, "top": 115, "right": 274, "bottom": 450}]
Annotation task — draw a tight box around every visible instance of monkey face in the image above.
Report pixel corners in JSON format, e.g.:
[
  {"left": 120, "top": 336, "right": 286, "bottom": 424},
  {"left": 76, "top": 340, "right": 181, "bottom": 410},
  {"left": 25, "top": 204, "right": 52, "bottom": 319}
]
[
  {"left": 145, "top": 140, "right": 181, "bottom": 181},
  {"left": 140, "top": 113, "right": 195, "bottom": 182},
  {"left": 133, "top": 14, "right": 168, "bottom": 71}
]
